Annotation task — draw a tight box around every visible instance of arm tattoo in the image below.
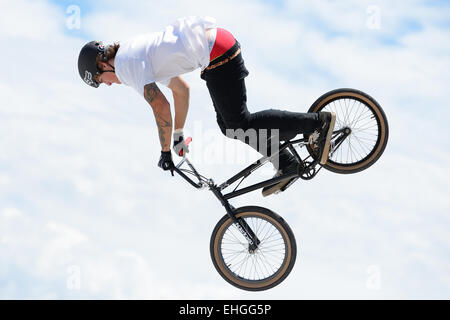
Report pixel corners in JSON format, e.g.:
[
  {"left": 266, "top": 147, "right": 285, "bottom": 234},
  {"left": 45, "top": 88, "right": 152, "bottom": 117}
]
[
  {"left": 144, "top": 83, "right": 172, "bottom": 150},
  {"left": 154, "top": 112, "right": 172, "bottom": 149},
  {"left": 144, "top": 83, "right": 160, "bottom": 104}
]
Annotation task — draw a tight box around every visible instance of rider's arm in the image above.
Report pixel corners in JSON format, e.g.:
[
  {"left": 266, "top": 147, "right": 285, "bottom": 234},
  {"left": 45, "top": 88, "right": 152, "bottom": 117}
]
[
  {"left": 168, "top": 76, "right": 190, "bottom": 131},
  {"left": 144, "top": 82, "right": 172, "bottom": 152}
]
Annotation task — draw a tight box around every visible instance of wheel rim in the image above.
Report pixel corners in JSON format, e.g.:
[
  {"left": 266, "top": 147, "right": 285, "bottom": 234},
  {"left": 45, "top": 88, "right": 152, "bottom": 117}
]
[{"left": 218, "top": 215, "right": 288, "bottom": 284}]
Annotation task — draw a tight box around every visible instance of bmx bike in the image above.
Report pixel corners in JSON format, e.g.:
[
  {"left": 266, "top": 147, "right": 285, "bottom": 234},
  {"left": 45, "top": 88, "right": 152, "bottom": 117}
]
[{"left": 172, "top": 88, "right": 389, "bottom": 291}]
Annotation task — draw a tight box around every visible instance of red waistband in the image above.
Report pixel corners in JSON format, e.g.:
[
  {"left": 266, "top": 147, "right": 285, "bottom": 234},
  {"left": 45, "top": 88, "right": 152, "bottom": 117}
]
[{"left": 210, "top": 28, "right": 236, "bottom": 62}]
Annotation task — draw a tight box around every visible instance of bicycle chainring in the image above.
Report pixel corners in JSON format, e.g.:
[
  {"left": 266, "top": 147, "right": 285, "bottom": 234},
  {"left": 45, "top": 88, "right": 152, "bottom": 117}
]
[{"left": 298, "top": 160, "right": 317, "bottom": 180}]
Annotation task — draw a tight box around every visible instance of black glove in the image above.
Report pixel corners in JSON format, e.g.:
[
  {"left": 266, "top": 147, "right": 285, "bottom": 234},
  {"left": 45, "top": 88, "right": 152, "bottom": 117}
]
[{"left": 158, "top": 151, "right": 174, "bottom": 176}]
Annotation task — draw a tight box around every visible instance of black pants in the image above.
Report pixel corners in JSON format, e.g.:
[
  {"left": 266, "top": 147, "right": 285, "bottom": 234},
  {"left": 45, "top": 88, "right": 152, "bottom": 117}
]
[{"left": 201, "top": 42, "right": 320, "bottom": 169}]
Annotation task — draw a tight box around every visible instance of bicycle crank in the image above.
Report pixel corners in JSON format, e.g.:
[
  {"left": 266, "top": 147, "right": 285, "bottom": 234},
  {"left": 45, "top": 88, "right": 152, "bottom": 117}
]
[{"left": 298, "top": 160, "right": 319, "bottom": 180}]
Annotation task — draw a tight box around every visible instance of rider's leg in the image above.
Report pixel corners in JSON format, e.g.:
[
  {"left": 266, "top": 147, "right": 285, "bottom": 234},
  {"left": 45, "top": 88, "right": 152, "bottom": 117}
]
[
  {"left": 206, "top": 76, "right": 322, "bottom": 169},
  {"left": 212, "top": 96, "right": 303, "bottom": 197},
  {"left": 247, "top": 108, "right": 320, "bottom": 140},
  {"left": 213, "top": 103, "right": 295, "bottom": 170},
  {"left": 202, "top": 27, "right": 322, "bottom": 161},
  {"left": 201, "top": 31, "right": 331, "bottom": 196}
]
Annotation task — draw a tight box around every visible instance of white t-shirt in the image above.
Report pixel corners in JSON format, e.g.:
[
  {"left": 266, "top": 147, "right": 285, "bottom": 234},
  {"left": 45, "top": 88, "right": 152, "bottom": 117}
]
[{"left": 115, "top": 16, "right": 216, "bottom": 96}]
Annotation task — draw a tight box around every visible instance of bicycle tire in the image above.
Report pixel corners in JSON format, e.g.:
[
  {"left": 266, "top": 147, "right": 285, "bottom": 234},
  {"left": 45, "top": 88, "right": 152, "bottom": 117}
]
[
  {"left": 306, "top": 88, "right": 389, "bottom": 174},
  {"left": 210, "top": 206, "right": 297, "bottom": 291}
]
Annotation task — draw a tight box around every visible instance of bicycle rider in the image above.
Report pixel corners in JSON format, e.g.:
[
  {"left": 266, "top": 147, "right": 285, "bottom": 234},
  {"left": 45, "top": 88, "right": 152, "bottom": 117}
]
[{"left": 77, "top": 16, "right": 335, "bottom": 196}]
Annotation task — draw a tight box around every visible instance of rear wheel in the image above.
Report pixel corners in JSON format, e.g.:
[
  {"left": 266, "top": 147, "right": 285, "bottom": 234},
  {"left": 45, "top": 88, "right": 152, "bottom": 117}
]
[
  {"left": 210, "top": 206, "right": 297, "bottom": 291},
  {"left": 306, "top": 88, "right": 389, "bottom": 174}
]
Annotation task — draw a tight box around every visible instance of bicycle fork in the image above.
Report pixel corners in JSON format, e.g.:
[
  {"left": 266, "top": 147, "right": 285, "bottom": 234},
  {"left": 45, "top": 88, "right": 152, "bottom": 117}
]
[{"left": 209, "top": 185, "right": 261, "bottom": 252}]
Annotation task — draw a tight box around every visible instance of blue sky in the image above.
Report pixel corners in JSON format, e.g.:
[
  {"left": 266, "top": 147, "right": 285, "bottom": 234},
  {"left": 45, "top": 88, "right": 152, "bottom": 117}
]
[{"left": 1, "top": 0, "right": 449, "bottom": 299}]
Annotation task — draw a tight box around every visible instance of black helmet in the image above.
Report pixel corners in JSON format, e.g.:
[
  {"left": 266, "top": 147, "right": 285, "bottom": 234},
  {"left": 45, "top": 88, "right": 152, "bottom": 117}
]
[{"left": 78, "top": 41, "right": 108, "bottom": 88}]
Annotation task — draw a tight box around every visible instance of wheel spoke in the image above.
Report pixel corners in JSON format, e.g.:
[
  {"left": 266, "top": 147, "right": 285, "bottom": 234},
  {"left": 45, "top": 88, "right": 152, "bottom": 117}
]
[{"left": 320, "top": 96, "right": 380, "bottom": 166}]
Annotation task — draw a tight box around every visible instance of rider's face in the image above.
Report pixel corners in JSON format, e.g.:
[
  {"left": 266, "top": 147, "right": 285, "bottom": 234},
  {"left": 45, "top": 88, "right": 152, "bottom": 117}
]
[
  {"left": 96, "top": 61, "right": 121, "bottom": 86},
  {"left": 96, "top": 72, "right": 118, "bottom": 86}
]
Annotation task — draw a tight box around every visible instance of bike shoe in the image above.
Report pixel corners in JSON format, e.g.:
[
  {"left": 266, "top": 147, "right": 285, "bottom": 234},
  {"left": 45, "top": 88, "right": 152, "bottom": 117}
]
[
  {"left": 262, "top": 160, "right": 299, "bottom": 197},
  {"left": 309, "top": 112, "right": 336, "bottom": 165}
]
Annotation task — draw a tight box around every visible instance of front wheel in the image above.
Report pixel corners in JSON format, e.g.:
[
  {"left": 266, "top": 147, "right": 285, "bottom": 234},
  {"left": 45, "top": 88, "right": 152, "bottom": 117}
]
[
  {"left": 210, "top": 206, "right": 297, "bottom": 291},
  {"left": 306, "top": 88, "right": 389, "bottom": 174}
]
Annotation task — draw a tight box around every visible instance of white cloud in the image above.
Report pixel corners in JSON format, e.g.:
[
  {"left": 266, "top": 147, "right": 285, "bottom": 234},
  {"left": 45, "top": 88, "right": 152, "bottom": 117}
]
[
  {"left": 0, "top": 0, "right": 63, "bottom": 40},
  {"left": 0, "top": 0, "right": 449, "bottom": 299}
]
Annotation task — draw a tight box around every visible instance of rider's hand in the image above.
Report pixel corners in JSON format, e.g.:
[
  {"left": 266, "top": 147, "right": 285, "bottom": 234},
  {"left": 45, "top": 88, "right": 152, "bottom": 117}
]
[
  {"left": 158, "top": 150, "right": 174, "bottom": 176},
  {"left": 173, "top": 129, "right": 189, "bottom": 157}
]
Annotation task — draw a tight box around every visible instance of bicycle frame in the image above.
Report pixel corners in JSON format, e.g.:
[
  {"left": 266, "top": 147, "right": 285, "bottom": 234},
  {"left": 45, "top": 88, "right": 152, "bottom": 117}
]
[
  {"left": 172, "top": 136, "right": 308, "bottom": 249},
  {"left": 173, "top": 137, "right": 305, "bottom": 196},
  {"left": 172, "top": 128, "right": 350, "bottom": 248}
]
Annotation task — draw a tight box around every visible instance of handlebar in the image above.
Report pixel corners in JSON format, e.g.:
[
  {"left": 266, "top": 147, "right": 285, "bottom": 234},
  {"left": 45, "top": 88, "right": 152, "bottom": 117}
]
[{"left": 173, "top": 137, "right": 212, "bottom": 189}]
